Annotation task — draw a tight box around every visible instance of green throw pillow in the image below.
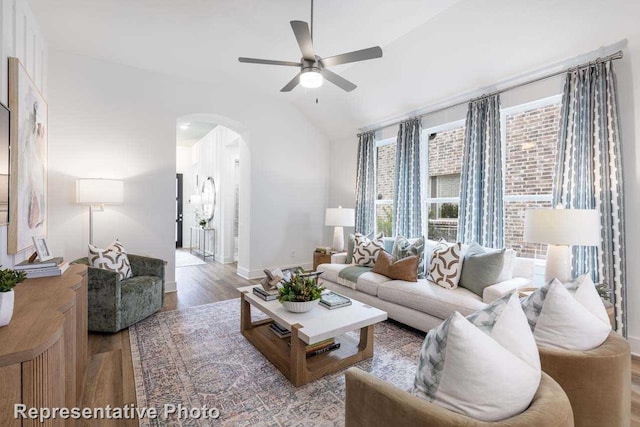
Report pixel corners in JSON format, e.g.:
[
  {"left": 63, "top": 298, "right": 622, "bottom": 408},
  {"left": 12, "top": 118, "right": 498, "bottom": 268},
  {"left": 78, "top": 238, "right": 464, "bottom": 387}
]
[
  {"left": 459, "top": 243, "right": 506, "bottom": 297},
  {"left": 392, "top": 236, "right": 426, "bottom": 279}
]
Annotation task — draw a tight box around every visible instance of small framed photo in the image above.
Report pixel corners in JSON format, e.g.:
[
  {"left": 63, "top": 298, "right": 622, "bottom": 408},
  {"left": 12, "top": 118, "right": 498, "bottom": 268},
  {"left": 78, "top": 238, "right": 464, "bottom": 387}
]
[{"left": 32, "top": 236, "right": 53, "bottom": 261}]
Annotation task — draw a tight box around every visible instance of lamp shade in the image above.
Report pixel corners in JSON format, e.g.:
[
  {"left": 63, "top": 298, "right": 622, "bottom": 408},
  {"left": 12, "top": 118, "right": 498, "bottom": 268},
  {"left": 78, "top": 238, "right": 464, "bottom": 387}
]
[
  {"left": 76, "top": 179, "right": 124, "bottom": 204},
  {"left": 325, "top": 207, "right": 355, "bottom": 227},
  {"left": 524, "top": 208, "right": 600, "bottom": 246}
]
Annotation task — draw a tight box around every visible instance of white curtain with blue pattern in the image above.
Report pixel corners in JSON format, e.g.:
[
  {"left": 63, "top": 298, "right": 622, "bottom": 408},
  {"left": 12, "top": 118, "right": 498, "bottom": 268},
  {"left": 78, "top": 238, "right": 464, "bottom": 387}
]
[
  {"left": 553, "top": 60, "right": 626, "bottom": 335},
  {"left": 457, "top": 95, "right": 504, "bottom": 248},
  {"left": 393, "top": 119, "right": 422, "bottom": 238},
  {"left": 355, "top": 131, "right": 377, "bottom": 235}
]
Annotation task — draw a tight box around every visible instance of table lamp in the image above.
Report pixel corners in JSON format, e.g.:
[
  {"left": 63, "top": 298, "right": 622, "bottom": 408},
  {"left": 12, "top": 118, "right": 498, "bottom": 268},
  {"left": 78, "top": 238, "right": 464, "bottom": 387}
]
[
  {"left": 76, "top": 178, "right": 124, "bottom": 245},
  {"left": 524, "top": 206, "right": 600, "bottom": 283},
  {"left": 325, "top": 206, "right": 355, "bottom": 252}
]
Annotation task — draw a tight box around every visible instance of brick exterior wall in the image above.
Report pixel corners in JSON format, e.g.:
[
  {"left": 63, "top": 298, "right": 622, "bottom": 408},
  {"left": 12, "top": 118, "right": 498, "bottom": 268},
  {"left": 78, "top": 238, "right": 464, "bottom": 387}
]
[
  {"left": 376, "top": 143, "right": 396, "bottom": 201},
  {"left": 504, "top": 104, "right": 560, "bottom": 258}
]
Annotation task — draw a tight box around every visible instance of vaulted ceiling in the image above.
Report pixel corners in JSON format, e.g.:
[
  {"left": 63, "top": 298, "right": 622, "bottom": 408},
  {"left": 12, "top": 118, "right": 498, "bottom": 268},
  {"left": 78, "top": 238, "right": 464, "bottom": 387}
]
[{"left": 28, "top": 0, "right": 640, "bottom": 140}]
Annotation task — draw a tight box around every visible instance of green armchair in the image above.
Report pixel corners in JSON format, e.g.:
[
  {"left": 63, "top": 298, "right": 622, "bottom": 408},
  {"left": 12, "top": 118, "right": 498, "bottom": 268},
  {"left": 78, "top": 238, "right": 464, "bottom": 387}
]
[{"left": 73, "top": 254, "right": 166, "bottom": 333}]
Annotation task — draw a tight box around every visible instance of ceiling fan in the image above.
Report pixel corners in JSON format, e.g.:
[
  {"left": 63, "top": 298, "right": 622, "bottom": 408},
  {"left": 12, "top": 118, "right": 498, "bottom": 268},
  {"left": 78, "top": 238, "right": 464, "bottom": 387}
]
[{"left": 238, "top": 0, "right": 383, "bottom": 92}]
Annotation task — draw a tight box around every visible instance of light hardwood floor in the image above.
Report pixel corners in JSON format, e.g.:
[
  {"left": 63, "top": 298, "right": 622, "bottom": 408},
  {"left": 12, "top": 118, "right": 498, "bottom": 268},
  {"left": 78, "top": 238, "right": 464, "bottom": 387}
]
[{"left": 81, "top": 256, "right": 640, "bottom": 426}]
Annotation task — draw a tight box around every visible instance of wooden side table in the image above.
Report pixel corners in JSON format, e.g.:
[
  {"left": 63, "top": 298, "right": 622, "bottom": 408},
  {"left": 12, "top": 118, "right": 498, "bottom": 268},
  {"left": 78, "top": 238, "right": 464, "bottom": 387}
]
[{"left": 313, "top": 251, "right": 332, "bottom": 271}]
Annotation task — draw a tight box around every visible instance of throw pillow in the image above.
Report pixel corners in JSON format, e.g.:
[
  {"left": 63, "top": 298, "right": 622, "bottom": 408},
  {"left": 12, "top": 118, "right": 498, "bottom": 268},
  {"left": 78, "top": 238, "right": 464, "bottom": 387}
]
[
  {"left": 346, "top": 231, "right": 375, "bottom": 264},
  {"left": 352, "top": 233, "right": 383, "bottom": 267},
  {"left": 372, "top": 251, "right": 418, "bottom": 282},
  {"left": 427, "top": 240, "right": 463, "bottom": 289},
  {"left": 521, "top": 275, "right": 611, "bottom": 351},
  {"left": 459, "top": 243, "right": 506, "bottom": 297},
  {"left": 392, "top": 236, "right": 426, "bottom": 279},
  {"left": 88, "top": 240, "right": 133, "bottom": 280},
  {"left": 412, "top": 307, "right": 540, "bottom": 421}
]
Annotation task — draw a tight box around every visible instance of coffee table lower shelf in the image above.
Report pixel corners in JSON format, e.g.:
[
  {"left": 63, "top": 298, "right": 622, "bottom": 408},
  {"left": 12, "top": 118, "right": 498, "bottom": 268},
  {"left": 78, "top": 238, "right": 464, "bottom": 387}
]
[{"left": 240, "top": 293, "right": 374, "bottom": 387}]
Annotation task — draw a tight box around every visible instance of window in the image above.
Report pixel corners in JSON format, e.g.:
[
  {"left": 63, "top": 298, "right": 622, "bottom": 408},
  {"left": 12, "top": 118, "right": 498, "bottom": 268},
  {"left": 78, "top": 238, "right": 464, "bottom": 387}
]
[
  {"left": 375, "top": 138, "right": 395, "bottom": 236},
  {"left": 502, "top": 96, "right": 561, "bottom": 259},
  {"left": 423, "top": 122, "right": 465, "bottom": 241}
]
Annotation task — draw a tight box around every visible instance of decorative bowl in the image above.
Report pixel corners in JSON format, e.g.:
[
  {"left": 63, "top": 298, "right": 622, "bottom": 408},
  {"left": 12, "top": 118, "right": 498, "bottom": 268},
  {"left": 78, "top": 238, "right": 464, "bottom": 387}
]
[{"left": 281, "top": 299, "right": 319, "bottom": 313}]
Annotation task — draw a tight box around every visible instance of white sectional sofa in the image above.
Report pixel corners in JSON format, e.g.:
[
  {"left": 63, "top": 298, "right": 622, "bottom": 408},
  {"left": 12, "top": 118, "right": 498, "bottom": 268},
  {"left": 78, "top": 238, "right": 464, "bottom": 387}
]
[{"left": 317, "top": 238, "right": 535, "bottom": 333}]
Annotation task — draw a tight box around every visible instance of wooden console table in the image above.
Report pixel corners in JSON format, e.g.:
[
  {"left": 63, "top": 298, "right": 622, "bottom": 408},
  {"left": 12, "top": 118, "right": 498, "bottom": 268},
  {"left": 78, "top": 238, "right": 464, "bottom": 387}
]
[{"left": 0, "top": 264, "right": 88, "bottom": 427}]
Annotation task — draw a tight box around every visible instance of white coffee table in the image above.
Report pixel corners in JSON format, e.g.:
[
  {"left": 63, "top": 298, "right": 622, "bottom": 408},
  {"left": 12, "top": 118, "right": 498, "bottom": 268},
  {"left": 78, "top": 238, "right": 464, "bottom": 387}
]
[{"left": 239, "top": 285, "right": 387, "bottom": 387}]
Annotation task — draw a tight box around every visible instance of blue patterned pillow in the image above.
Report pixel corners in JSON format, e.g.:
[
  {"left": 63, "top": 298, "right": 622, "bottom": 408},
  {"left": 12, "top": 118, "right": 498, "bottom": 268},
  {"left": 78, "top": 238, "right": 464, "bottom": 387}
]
[{"left": 392, "top": 236, "right": 426, "bottom": 279}]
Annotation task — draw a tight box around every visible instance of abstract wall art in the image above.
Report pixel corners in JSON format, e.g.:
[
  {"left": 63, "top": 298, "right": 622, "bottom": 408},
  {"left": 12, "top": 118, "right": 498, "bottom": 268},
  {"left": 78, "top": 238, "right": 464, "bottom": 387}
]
[{"left": 8, "top": 57, "right": 48, "bottom": 254}]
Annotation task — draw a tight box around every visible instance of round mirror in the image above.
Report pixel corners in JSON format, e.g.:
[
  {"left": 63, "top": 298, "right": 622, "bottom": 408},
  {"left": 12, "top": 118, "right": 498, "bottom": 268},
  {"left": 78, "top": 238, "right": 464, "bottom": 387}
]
[{"left": 201, "top": 176, "right": 216, "bottom": 222}]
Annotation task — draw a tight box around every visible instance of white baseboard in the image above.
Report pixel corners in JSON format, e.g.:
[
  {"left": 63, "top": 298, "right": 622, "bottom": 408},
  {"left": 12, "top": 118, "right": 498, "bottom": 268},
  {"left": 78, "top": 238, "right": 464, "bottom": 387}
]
[
  {"left": 164, "top": 281, "right": 177, "bottom": 292},
  {"left": 237, "top": 262, "right": 314, "bottom": 280},
  {"left": 628, "top": 335, "right": 640, "bottom": 356}
]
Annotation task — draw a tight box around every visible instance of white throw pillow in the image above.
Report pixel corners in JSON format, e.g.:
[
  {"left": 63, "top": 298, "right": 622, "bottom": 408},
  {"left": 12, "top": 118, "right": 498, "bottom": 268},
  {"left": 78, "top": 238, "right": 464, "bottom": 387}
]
[
  {"left": 88, "top": 240, "right": 133, "bottom": 280},
  {"left": 427, "top": 240, "right": 463, "bottom": 289},
  {"left": 496, "top": 249, "right": 517, "bottom": 282},
  {"left": 413, "top": 301, "right": 540, "bottom": 422},
  {"left": 521, "top": 275, "right": 611, "bottom": 351},
  {"left": 352, "top": 233, "right": 383, "bottom": 267}
]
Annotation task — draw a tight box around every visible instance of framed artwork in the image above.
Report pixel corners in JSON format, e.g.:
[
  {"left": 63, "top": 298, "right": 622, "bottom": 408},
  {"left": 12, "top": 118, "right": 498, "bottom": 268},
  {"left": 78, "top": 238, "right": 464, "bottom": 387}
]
[
  {"left": 8, "top": 57, "right": 48, "bottom": 254},
  {"left": 32, "top": 236, "right": 53, "bottom": 261}
]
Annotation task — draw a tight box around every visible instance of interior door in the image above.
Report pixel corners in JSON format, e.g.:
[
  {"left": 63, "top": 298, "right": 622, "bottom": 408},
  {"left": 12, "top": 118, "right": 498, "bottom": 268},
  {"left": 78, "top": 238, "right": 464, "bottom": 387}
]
[{"left": 176, "top": 173, "right": 183, "bottom": 248}]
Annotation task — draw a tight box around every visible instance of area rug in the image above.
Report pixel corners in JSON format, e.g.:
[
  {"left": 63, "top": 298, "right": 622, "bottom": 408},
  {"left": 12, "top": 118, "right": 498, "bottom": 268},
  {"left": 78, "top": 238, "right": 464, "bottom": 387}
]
[
  {"left": 129, "top": 299, "right": 424, "bottom": 426},
  {"left": 175, "top": 250, "right": 207, "bottom": 268}
]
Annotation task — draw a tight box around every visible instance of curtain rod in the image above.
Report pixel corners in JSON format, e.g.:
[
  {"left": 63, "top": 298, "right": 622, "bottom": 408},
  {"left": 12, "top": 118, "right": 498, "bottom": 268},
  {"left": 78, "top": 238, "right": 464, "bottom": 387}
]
[{"left": 358, "top": 48, "right": 624, "bottom": 136}]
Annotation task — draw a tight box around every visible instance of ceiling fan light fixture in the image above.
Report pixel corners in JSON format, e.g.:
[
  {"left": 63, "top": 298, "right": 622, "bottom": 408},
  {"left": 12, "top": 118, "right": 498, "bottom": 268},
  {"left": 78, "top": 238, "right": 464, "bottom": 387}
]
[{"left": 299, "top": 68, "right": 323, "bottom": 88}]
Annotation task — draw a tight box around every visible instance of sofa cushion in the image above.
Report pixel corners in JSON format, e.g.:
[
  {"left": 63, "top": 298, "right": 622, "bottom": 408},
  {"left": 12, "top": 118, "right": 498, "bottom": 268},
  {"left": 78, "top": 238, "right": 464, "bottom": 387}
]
[
  {"left": 412, "top": 295, "right": 540, "bottom": 421},
  {"left": 317, "top": 263, "right": 391, "bottom": 296},
  {"left": 427, "top": 240, "right": 463, "bottom": 289},
  {"left": 88, "top": 240, "right": 133, "bottom": 280},
  {"left": 120, "top": 276, "right": 163, "bottom": 328},
  {"left": 378, "top": 279, "right": 485, "bottom": 319},
  {"left": 521, "top": 275, "right": 611, "bottom": 351},
  {"left": 458, "top": 244, "right": 505, "bottom": 297},
  {"left": 392, "top": 236, "right": 426, "bottom": 279},
  {"left": 353, "top": 233, "right": 384, "bottom": 267},
  {"left": 372, "top": 251, "right": 418, "bottom": 282}
]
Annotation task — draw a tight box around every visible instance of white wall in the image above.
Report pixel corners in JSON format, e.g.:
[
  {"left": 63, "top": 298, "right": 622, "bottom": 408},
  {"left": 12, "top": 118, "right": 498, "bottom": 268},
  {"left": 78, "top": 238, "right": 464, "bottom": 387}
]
[
  {"left": 0, "top": 0, "right": 47, "bottom": 267},
  {"left": 47, "top": 49, "right": 330, "bottom": 290}
]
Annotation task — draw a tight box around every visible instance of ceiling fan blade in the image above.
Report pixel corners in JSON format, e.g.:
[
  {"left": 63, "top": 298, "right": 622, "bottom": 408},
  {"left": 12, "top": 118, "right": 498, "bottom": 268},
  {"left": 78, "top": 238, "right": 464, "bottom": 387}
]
[
  {"left": 281, "top": 73, "right": 301, "bottom": 92},
  {"left": 321, "top": 46, "right": 383, "bottom": 68},
  {"left": 238, "top": 57, "right": 301, "bottom": 67},
  {"left": 290, "top": 20, "right": 315, "bottom": 61},
  {"left": 321, "top": 69, "right": 357, "bottom": 92}
]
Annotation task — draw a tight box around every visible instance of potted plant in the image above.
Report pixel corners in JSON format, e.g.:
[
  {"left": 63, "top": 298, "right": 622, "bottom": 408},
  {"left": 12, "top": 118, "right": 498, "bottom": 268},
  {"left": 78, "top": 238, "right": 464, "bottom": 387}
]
[
  {"left": 199, "top": 219, "right": 208, "bottom": 228},
  {"left": 0, "top": 268, "right": 27, "bottom": 327},
  {"left": 278, "top": 273, "right": 324, "bottom": 313}
]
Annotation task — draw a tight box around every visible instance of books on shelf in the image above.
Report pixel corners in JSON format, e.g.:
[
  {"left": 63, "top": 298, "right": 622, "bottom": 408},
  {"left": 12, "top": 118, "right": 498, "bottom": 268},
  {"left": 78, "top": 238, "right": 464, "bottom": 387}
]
[
  {"left": 15, "top": 258, "right": 69, "bottom": 279},
  {"left": 307, "top": 342, "right": 340, "bottom": 358},
  {"left": 319, "top": 291, "right": 352, "bottom": 310},
  {"left": 286, "top": 337, "right": 341, "bottom": 357},
  {"left": 253, "top": 286, "right": 279, "bottom": 301},
  {"left": 269, "top": 322, "right": 291, "bottom": 338}
]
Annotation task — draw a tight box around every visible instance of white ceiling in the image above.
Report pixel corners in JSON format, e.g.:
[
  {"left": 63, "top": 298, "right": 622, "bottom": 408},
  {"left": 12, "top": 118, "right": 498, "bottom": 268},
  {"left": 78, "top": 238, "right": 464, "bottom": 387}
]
[
  {"left": 28, "top": 0, "right": 640, "bottom": 141},
  {"left": 177, "top": 121, "right": 217, "bottom": 147}
]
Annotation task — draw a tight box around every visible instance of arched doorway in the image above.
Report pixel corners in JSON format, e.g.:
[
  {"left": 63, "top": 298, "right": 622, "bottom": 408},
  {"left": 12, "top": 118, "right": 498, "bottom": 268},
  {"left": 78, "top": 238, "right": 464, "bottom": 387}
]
[{"left": 174, "top": 113, "right": 250, "bottom": 276}]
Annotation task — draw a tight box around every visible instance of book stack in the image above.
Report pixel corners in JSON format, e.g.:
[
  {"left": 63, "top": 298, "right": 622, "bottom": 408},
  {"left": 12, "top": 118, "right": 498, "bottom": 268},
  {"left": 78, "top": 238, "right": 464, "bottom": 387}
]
[
  {"left": 269, "top": 322, "right": 291, "bottom": 338},
  {"left": 302, "top": 338, "right": 341, "bottom": 358},
  {"left": 14, "top": 257, "right": 69, "bottom": 279},
  {"left": 319, "top": 291, "right": 352, "bottom": 310},
  {"left": 253, "top": 286, "right": 279, "bottom": 301}
]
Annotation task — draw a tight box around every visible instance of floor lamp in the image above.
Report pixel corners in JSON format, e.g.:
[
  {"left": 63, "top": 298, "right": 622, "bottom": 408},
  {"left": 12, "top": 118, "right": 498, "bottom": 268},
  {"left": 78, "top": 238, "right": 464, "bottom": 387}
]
[
  {"left": 524, "top": 207, "right": 600, "bottom": 283},
  {"left": 325, "top": 206, "right": 355, "bottom": 252},
  {"left": 76, "top": 179, "right": 124, "bottom": 245}
]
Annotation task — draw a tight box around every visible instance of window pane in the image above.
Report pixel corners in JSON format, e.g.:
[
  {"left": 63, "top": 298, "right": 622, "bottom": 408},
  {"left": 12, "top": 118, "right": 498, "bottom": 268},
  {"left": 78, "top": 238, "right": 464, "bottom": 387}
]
[
  {"left": 376, "top": 203, "right": 393, "bottom": 237},
  {"left": 505, "top": 104, "right": 560, "bottom": 196},
  {"left": 427, "top": 202, "right": 459, "bottom": 241},
  {"left": 377, "top": 143, "right": 396, "bottom": 201},
  {"left": 504, "top": 200, "right": 551, "bottom": 258}
]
